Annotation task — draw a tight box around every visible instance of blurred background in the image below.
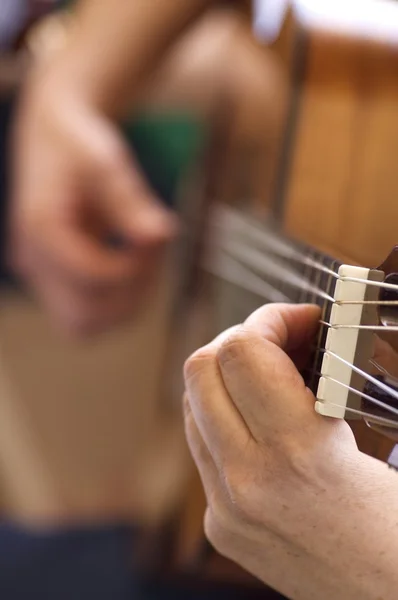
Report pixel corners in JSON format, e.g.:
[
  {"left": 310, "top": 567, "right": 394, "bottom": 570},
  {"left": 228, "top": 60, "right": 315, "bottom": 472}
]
[{"left": 0, "top": 0, "right": 398, "bottom": 598}]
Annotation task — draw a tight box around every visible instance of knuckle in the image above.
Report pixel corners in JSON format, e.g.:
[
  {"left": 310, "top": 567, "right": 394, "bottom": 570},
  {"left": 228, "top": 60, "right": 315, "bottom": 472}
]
[
  {"left": 216, "top": 328, "right": 261, "bottom": 366},
  {"left": 183, "top": 346, "right": 217, "bottom": 384}
]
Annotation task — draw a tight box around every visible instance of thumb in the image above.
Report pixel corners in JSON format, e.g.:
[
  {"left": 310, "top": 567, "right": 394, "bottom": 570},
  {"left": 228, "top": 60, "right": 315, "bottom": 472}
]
[
  {"left": 98, "top": 149, "right": 178, "bottom": 246},
  {"left": 244, "top": 303, "right": 321, "bottom": 353}
]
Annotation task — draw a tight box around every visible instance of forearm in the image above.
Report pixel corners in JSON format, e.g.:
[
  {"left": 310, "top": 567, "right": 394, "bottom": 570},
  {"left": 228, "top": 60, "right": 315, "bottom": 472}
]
[
  {"left": 297, "top": 453, "right": 398, "bottom": 600},
  {"left": 34, "top": 0, "right": 213, "bottom": 117}
]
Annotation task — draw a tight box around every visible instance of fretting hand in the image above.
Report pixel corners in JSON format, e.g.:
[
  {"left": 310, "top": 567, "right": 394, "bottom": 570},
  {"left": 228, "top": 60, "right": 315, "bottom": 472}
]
[{"left": 183, "top": 303, "right": 398, "bottom": 600}]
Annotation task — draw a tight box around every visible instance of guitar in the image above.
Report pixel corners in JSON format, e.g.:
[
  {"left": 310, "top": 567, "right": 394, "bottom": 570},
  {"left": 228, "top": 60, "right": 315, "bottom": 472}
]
[
  {"left": 206, "top": 203, "right": 398, "bottom": 468},
  {"left": 165, "top": 0, "right": 398, "bottom": 589}
]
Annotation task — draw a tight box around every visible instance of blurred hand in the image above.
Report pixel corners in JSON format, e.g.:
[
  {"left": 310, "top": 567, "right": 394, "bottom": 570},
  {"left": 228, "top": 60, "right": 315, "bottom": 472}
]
[
  {"left": 8, "top": 75, "right": 177, "bottom": 334},
  {"left": 184, "top": 303, "right": 398, "bottom": 600}
]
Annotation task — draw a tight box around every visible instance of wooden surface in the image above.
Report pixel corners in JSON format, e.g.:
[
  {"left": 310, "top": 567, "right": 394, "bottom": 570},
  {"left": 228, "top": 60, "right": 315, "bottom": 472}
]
[{"left": 282, "top": 26, "right": 398, "bottom": 267}]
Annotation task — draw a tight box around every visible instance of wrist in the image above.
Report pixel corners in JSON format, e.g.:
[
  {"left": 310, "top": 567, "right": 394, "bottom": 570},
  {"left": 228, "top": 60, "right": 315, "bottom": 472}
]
[{"left": 25, "top": 12, "right": 126, "bottom": 121}]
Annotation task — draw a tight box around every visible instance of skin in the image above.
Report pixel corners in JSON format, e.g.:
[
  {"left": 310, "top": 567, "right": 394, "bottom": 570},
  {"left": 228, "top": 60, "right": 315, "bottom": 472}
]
[
  {"left": 9, "top": 0, "right": 285, "bottom": 334},
  {"left": 183, "top": 303, "right": 398, "bottom": 600},
  {"left": 8, "top": 0, "right": 212, "bottom": 334}
]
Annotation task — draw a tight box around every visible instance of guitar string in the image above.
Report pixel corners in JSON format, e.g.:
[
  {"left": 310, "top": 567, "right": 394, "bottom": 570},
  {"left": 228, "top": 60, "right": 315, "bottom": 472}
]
[
  {"left": 205, "top": 244, "right": 398, "bottom": 312},
  {"left": 337, "top": 300, "right": 398, "bottom": 306},
  {"left": 210, "top": 218, "right": 339, "bottom": 279},
  {"left": 211, "top": 204, "right": 336, "bottom": 269},
  {"left": 202, "top": 249, "right": 338, "bottom": 315},
  {"left": 210, "top": 206, "right": 398, "bottom": 295},
  {"left": 205, "top": 211, "right": 398, "bottom": 425},
  {"left": 205, "top": 251, "right": 398, "bottom": 419},
  {"left": 204, "top": 274, "right": 398, "bottom": 417},
  {"left": 206, "top": 239, "right": 398, "bottom": 334},
  {"left": 203, "top": 252, "right": 291, "bottom": 304},
  {"left": 310, "top": 348, "right": 398, "bottom": 413},
  {"left": 206, "top": 241, "right": 335, "bottom": 302},
  {"left": 320, "top": 349, "right": 398, "bottom": 403},
  {"left": 209, "top": 229, "right": 398, "bottom": 300},
  {"left": 205, "top": 245, "right": 398, "bottom": 368},
  {"left": 325, "top": 404, "right": 398, "bottom": 428},
  {"left": 319, "top": 320, "right": 398, "bottom": 332},
  {"left": 211, "top": 228, "right": 398, "bottom": 296},
  {"left": 309, "top": 343, "right": 398, "bottom": 386},
  {"left": 211, "top": 204, "right": 341, "bottom": 276},
  {"left": 211, "top": 206, "right": 340, "bottom": 279},
  {"left": 303, "top": 369, "right": 398, "bottom": 420}
]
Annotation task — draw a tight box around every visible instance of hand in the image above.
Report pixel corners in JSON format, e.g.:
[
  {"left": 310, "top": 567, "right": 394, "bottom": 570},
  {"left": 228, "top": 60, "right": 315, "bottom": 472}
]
[
  {"left": 8, "top": 71, "right": 177, "bottom": 334},
  {"left": 184, "top": 303, "right": 398, "bottom": 600}
]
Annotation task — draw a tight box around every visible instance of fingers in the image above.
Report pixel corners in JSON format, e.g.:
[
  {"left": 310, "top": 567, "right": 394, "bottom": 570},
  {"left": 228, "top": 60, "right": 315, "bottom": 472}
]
[
  {"left": 33, "top": 218, "right": 154, "bottom": 289},
  {"left": 9, "top": 212, "right": 161, "bottom": 334},
  {"left": 9, "top": 155, "right": 171, "bottom": 333},
  {"left": 184, "top": 304, "right": 320, "bottom": 456},
  {"left": 77, "top": 115, "right": 178, "bottom": 246},
  {"left": 216, "top": 327, "right": 314, "bottom": 443},
  {"left": 97, "top": 149, "right": 178, "bottom": 246},
  {"left": 183, "top": 393, "right": 222, "bottom": 505},
  {"left": 184, "top": 326, "right": 253, "bottom": 469},
  {"left": 16, "top": 111, "right": 177, "bottom": 289},
  {"left": 218, "top": 304, "right": 321, "bottom": 442},
  {"left": 24, "top": 254, "right": 156, "bottom": 335}
]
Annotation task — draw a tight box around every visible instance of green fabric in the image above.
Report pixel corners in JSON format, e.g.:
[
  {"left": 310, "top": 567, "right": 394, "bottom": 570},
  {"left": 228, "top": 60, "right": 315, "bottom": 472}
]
[{"left": 123, "top": 113, "right": 205, "bottom": 208}]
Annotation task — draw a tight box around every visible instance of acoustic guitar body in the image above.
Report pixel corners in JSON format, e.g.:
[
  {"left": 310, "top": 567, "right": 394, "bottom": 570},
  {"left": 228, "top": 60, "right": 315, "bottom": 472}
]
[{"left": 169, "top": 2, "right": 398, "bottom": 590}]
